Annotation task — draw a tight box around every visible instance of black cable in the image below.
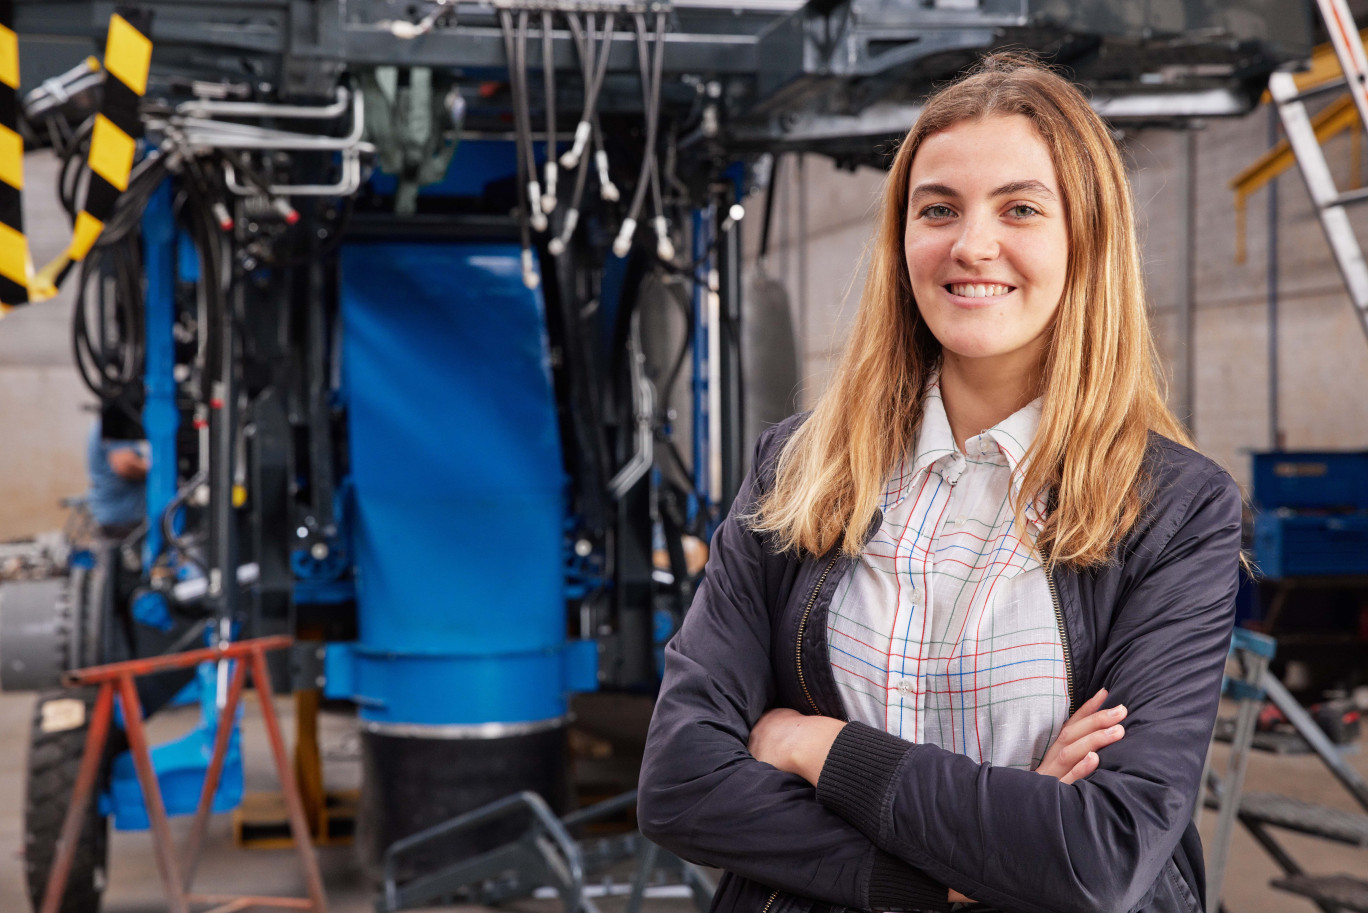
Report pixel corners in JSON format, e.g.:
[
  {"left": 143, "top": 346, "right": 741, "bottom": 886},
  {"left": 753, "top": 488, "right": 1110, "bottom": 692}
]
[
  {"left": 616, "top": 11, "right": 667, "bottom": 257},
  {"left": 560, "top": 10, "right": 615, "bottom": 173},
  {"left": 549, "top": 12, "right": 597, "bottom": 255},
  {"left": 646, "top": 13, "right": 668, "bottom": 237},
  {"left": 658, "top": 278, "right": 694, "bottom": 405},
  {"left": 759, "top": 152, "right": 782, "bottom": 262},
  {"left": 514, "top": 10, "right": 546, "bottom": 229},
  {"left": 588, "top": 16, "right": 619, "bottom": 203},
  {"left": 498, "top": 8, "right": 538, "bottom": 286},
  {"left": 541, "top": 10, "right": 558, "bottom": 213}
]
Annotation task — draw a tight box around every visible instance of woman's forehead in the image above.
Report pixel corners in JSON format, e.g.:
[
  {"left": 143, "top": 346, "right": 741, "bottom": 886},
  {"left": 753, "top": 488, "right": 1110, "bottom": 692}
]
[{"left": 908, "top": 115, "right": 1058, "bottom": 192}]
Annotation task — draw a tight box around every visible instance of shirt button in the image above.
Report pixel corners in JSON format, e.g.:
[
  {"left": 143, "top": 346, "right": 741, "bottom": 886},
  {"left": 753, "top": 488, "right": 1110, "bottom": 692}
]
[
  {"left": 896, "top": 679, "right": 916, "bottom": 696},
  {"left": 908, "top": 589, "right": 922, "bottom": 606}
]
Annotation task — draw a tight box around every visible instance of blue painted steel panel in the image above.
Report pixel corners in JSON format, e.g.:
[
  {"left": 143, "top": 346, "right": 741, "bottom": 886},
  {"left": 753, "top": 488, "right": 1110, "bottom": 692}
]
[{"left": 339, "top": 242, "right": 579, "bottom": 726}]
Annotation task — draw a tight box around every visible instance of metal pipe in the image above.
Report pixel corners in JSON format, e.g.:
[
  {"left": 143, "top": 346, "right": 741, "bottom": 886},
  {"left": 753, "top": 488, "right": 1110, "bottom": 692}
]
[
  {"left": 796, "top": 153, "right": 808, "bottom": 385},
  {"left": 177, "top": 87, "right": 350, "bottom": 119},
  {"left": 251, "top": 649, "right": 330, "bottom": 911},
  {"left": 172, "top": 91, "right": 365, "bottom": 151},
  {"left": 117, "top": 674, "right": 191, "bottom": 913},
  {"left": 1175, "top": 130, "right": 1197, "bottom": 432},
  {"left": 180, "top": 657, "right": 248, "bottom": 889},
  {"left": 1267, "top": 106, "right": 1281, "bottom": 449},
  {"left": 691, "top": 208, "right": 712, "bottom": 505},
  {"left": 221, "top": 150, "right": 365, "bottom": 197}
]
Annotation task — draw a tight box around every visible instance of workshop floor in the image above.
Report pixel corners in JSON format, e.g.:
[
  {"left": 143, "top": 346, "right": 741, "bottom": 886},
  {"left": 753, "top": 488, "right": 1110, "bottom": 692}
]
[{"left": 0, "top": 690, "right": 1364, "bottom": 913}]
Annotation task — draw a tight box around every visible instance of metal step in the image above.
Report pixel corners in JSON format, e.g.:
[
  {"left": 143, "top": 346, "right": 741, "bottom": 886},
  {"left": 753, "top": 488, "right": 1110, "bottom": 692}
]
[
  {"left": 1272, "top": 874, "right": 1368, "bottom": 912},
  {"left": 1238, "top": 792, "right": 1368, "bottom": 846}
]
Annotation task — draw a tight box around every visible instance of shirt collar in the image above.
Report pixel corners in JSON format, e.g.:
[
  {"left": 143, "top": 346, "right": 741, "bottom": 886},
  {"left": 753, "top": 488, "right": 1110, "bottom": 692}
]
[{"left": 882, "top": 378, "right": 1045, "bottom": 526}]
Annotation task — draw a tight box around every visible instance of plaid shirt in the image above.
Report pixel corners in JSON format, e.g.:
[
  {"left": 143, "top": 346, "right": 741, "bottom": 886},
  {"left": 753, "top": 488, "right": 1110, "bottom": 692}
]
[{"left": 826, "top": 384, "right": 1067, "bottom": 769}]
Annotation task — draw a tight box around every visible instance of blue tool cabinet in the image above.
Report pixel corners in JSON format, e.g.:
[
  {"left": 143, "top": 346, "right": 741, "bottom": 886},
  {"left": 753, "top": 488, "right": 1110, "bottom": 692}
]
[{"left": 1251, "top": 451, "right": 1368, "bottom": 579}]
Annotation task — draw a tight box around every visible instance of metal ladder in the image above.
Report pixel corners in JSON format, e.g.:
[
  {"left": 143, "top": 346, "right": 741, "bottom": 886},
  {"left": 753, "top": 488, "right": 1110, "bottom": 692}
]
[
  {"left": 1202, "top": 629, "right": 1368, "bottom": 913},
  {"left": 1271, "top": 0, "right": 1368, "bottom": 343}
]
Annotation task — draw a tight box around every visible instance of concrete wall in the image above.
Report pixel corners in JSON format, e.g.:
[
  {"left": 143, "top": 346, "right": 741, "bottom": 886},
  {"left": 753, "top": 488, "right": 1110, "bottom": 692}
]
[
  {"left": 743, "top": 100, "right": 1368, "bottom": 491},
  {"left": 743, "top": 153, "right": 885, "bottom": 410},
  {"left": 1130, "top": 104, "right": 1368, "bottom": 486},
  {"left": 0, "top": 152, "right": 96, "bottom": 541}
]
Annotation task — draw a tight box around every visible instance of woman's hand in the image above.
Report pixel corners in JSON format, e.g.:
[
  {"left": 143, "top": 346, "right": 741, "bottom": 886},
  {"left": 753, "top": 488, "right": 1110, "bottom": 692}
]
[
  {"left": 748, "top": 708, "right": 846, "bottom": 786},
  {"left": 1036, "top": 688, "right": 1127, "bottom": 784}
]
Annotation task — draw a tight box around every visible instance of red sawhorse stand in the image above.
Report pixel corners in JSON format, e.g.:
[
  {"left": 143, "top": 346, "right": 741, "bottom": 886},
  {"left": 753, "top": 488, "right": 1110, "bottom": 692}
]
[{"left": 39, "top": 634, "right": 328, "bottom": 913}]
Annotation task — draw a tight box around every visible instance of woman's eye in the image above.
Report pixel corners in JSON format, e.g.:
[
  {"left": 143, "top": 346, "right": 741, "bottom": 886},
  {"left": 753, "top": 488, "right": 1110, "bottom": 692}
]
[
  {"left": 921, "top": 204, "right": 955, "bottom": 219},
  {"left": 1009, "top": 203, "right": 1041, "bottom": 218}
]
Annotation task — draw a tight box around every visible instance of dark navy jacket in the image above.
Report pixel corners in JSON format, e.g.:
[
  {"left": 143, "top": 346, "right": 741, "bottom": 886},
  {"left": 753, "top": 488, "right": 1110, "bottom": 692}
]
[{"left": 639, "top": 414, "right": 1242, "bottom": 913}]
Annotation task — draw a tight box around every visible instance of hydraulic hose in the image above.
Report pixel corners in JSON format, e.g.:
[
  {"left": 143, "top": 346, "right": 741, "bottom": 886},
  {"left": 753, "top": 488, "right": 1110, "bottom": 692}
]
[
  {"left": 560, "top": 11, "right": 615, "bottom": 173},
  {"left": 498, "top": 8, "right": 540, "bottom": 287},
  {"left": 541, "top": 10, "right": 558, "bottom": 213},
  {"left": 615, "top": 11, "right": 669, "bottom": 259},
  {"left": 549, "top": 12, "right": 598, "bottom": 256}
]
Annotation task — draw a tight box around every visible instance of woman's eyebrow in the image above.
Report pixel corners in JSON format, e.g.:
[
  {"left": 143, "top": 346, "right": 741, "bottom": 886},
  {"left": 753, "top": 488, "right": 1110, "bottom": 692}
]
[
  {"left": 908, "top": 179, "right": 1058, "bottom": 206},
  {"left": 908, "top": 182, "right": 958, "bottom": 206},
  {"left": 992, "top": 179, "right": 1057, "bottom": 201}
]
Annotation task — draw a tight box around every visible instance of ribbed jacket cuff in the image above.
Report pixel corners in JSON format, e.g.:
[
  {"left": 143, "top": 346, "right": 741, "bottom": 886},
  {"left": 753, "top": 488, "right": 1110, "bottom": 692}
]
[
  {"left": 867, "top": 849, "right": 951, "bottom": 913},
  {"left": 816, "top": 721, "right": 910, "bottom": 838}
]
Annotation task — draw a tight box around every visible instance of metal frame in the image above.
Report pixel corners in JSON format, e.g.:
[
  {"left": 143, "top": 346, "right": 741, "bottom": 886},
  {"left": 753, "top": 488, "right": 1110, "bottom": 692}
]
[
  {"left": 380, "top": 789, "right": 714, "bottom": 913},
  {"left": 39, "top": 636, "right": 327, "bottom": 913}
]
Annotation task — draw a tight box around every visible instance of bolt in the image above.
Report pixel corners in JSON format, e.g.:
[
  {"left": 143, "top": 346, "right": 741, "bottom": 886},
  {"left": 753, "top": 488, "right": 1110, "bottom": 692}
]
[
  {"left": 297, "top": 526, "right": 309, "bottom": 539},
  {"left": 575, "top": 538, "right": 593, "bottom": 557},
  {"left": 310, "top": 542, "right": 330, "bottom": 561}
]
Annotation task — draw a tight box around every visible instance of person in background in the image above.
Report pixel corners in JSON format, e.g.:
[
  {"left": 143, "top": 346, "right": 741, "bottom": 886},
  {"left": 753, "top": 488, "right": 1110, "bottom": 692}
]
[{"left": 86, "top": 419, "right": 148, "bottom": 539}]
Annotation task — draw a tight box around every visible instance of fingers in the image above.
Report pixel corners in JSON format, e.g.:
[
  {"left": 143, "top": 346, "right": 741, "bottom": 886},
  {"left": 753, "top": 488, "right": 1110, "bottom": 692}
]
[
  {"left": 1058, "top": 751, "right": 1099, "bottom": 786},
  {"left": 1055, "top": 722, "right": 1126, "bottom": 770},
  {"left": 1036, "top": 691, "right": 1129, "bottom": 783},
  {"left": 1068, "top": 688, "right": 1109, "bottom": 722},
  {"left": 1056, "top": 697, "right": 1127, "bottom": 749}
]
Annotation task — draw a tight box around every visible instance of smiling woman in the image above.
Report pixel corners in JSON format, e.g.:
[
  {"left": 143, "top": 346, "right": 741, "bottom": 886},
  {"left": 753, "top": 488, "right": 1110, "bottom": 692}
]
[
  {"left": 639, "top": 52, "right": 1242, "bottom": 913},
  {"left": 903, "top": 115, "right": 1069, "bottom": 419}
]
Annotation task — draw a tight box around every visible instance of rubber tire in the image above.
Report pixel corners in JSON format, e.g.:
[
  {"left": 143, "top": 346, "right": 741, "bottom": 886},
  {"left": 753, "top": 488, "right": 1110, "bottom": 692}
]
[{"left": 25, "top": 689, "right": 109, "bottom": 913}]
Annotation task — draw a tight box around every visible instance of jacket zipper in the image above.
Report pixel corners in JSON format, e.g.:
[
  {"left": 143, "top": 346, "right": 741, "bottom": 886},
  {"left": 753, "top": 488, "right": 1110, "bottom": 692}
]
[
  {"left": 795, "top": 554, "right": 840, "bottom": 714},
  {"left": 761, "top": 890, "right": 779, "bottom": 913},
  {"left": 1041, "top": 547, "right": 1076, "bottom": 713}
]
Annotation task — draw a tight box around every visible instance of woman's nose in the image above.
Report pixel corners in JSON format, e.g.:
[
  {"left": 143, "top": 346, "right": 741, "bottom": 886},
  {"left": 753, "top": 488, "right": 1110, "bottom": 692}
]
[{"left": 951, "top": 215, "right": 999, "bottom": 264}]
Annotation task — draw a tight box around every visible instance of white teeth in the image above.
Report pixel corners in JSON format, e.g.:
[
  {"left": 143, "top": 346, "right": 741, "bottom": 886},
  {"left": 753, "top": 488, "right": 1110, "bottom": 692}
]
[{"left": 949, "top": 283, "right": 1012, "bottom": 298}]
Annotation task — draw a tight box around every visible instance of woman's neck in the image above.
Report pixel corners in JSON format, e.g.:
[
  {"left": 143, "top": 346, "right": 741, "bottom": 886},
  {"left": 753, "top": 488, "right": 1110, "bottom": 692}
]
[{"left": 938, "top": 355, "right": 1039, "bottom": 453}]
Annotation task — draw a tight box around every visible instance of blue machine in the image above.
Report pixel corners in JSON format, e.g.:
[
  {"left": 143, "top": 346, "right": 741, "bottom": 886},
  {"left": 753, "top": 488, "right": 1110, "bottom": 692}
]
[
  {"left": 327, "top": 237, "right": 598, "bottom": 862},
  {"left": 1251, "top": 451, "right": 1368, "bottom": 578},
  {"left": 93, "top": 179, "right": 244, "bottom": 833}
]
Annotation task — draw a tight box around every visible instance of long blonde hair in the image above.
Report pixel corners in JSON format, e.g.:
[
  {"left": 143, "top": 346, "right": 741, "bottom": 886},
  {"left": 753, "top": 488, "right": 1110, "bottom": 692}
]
[{"left": 750, "top": 52, "right": 1192, "bottom": 568}]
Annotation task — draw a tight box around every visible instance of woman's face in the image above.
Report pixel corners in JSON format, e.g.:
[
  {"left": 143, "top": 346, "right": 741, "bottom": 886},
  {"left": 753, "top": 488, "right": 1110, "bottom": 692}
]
[{"left": 903, "top": 114, "right": 1069, "bottom": 378}]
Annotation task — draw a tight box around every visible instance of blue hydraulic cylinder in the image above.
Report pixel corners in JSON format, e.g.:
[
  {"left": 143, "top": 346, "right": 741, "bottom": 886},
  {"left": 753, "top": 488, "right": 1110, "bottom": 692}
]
[
  {"left": 691, "top": 207, "right": 715, "bottom": 526},
  {"left": 330, "top": 241, "right": 596, "bottom": 728},
  {"left": 141, "top": 180, "right": 179, "bottom": 564}
]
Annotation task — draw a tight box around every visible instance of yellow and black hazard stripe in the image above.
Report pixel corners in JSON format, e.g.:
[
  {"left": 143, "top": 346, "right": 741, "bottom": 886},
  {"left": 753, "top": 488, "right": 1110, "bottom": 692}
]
[
  {"left": 32, "top": 6, "right": 152, "bottom": 298},
  {"left": 0, "top": 6, "right": 151, "bottom": 308},
  {"left": 0, "top": 0, "right": 27, "bottom": 309}
]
